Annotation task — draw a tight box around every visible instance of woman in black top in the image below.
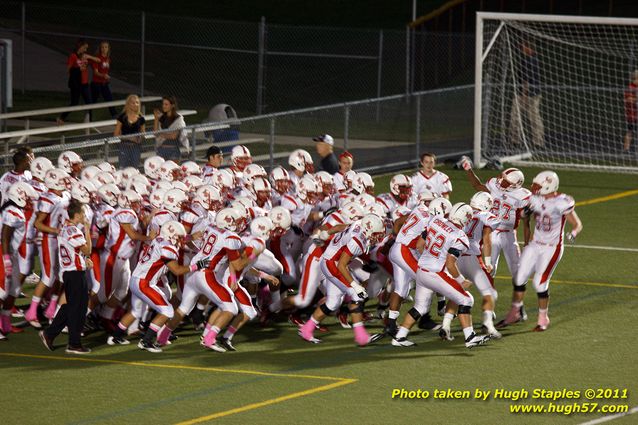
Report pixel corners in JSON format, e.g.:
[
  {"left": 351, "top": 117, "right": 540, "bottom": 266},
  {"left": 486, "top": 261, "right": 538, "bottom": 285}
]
[
  {"left": 114, "top": 94, "right": 146, "bottom": 169},
  {"left": 154, "top": 96, "right": 187, "bottom": 161}
]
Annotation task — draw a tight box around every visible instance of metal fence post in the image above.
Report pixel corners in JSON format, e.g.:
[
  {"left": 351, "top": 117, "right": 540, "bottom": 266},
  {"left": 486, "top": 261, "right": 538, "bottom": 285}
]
[
  {"left": 415, "top": 93, "right": 421, "bottom": 169},
  {"left": 405, "top": 25, "right": 410, "bottom": 96},
  {"left": 140, "top": 11, "right": 145, "bottom": 97},
  {"left": 257, "top": 17, "right": 266, "bottom": 115},
  {"left": 376, "top": 30, "right": 383, "bottom": 122},
  {"left": 269, "top": 117, "right": 275, "bottom": 171},
  {"left": 190, "top": 127, "right": 197, "bottom": 161},
  {"left": 21, "top": 2, "right": 25, "bottom": 95},
  {"left": 344, "top": 105, "right": 350, "bottom": 152},
  {"left": 104, "top": 137, "right": 110, "bottom": 163}
]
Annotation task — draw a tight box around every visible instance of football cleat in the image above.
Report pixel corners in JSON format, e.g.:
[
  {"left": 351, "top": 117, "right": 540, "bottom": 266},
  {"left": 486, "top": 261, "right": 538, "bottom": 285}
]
[
  {"left": 107, "top": 335, "right": 130, "bottom": 346},
  {"left": 391, "top": 337, "right": 416, "bottom": 347},
  {"left": 437, "top": 299, "right": 446, "bottom": 316},
  {"left": 532, "top": 324, "right": 548, "bottom": 332},
  {"left": 520, "top": 305, "right": 528, "bottom": 321},
  {"left": 297, "top": 329, "right": 321, "bottom": 344},
  {"left": 207, "top": 342, "right": 227, "bottom": 353},
  {"left": 439, "top": 326, "right": 454, "bottom": 341},
  {"left": 464, "top": 332, "right": 490, "bottom": 348},
  {"left": 337, "top": 312, "right": 351, "bottom": 329},
  {"left": 0, "top": 331, "right": 6, "bottom": 341},
  {"left": 384, "top": 320, "right": 398, "bottom": 338},
  {"left": 65, "top": 345, "right": 91, "bottom": 354},
  {"left": 487, "top": 329, "right": 503, "bottom": 339},
  {"left": 11, "top": 307, "right": 24, "bottom": 318},
  {"left": 288, "top": 313, "right": 304, "bottom": 327},
  {"left": 218, "top": 337, "right": 236, "bottom": 352},
  {"left": 367, "top": 333, "right": 385, "bottom": 345},
  {"left": 417, "top": 313, "right": 441, "bottom": 331},
  {"left": 39, "top": 331, "right": 54, "bottom": 351},
  {"left": 138, "top": 340, "right": 162, "bottom": 353}
]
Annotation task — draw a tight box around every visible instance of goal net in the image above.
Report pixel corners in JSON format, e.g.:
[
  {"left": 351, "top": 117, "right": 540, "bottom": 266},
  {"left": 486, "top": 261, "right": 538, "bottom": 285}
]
[{"left": 474, "top": 12, "right": 638, "bottom": 173}]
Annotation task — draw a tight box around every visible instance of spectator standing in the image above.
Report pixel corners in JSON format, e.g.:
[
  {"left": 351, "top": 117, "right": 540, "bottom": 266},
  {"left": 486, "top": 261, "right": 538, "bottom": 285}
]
[
  {"left": 623, "top": 70, "right": 638, "bottom": 155},
  {"left": 509, "top": 40, "right": 544, "bottom": 147},
  {"left": 154, "top": 96, "right": 189, "bottom": 161},
  {"left": 313, "top": 134, "right": 339, "bottom": 175},
  {"left": 114, "top": 95, "right": 146, "bottom": 169},
  {"left": 57, "top": 39, "right": 99, "bottom": 125},
  {"left": 91, "top": 41, "right": 117, "bottom": 118},
  {"left": 333, "top": 151, "right": 353, "bottom": 192}
]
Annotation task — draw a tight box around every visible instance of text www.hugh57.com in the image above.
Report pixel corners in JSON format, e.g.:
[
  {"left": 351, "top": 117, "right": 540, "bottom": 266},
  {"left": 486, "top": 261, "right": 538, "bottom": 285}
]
[{"left": 510, "top": 402, "right": 628, "bottom": 415}]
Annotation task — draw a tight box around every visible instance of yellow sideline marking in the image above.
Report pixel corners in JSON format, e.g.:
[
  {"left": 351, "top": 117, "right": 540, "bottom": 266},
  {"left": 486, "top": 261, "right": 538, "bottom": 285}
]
[
  {"left": 575, "top": 189, "right": 638, "bottom": 206},
  {"left": 494, "top": 276, "right": 637, "bottom": 290},
  {"left": 174, "top": 378, "right": 357, "bottom": 425}
]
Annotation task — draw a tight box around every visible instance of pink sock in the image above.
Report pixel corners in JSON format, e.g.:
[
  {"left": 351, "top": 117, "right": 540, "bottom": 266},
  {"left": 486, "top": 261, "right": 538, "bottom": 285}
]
[
  {"left": 0, "top": 313, "right": 10, "bottom": 333},
  {"left": 300, "top": 318, "right": 316, "bottom": 338},
  {"left": 157, "top": 327, "right": 172, "bottom": 345},
  {"left": 202, "top": 323, "right": 212, "bottom": 337},
  {"left": 45, "top": 297, "right": 58, "bottom": 319},
  {"left": 203, "top": 326, "right": 219, "bottom": 347},
  {"left": 25, "top": 299, "right": 40, "bottom": 321},
  {"left": 223, "top": 326, "right": 237, "bottom": 340},
  {"left": 353, "top": 323, "right": 369, "bottom": 345},
  {"left": 538, "top": 308, "right": 550, "bottom": 327}
]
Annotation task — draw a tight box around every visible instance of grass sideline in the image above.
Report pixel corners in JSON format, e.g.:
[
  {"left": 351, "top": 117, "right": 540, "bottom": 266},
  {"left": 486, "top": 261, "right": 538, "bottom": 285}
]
[{"left": 1, "top": 165, "right": 637, "bottom": 425}]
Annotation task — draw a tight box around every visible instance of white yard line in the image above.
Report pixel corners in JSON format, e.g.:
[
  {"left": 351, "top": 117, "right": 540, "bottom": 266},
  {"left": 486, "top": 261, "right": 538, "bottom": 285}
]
[{"left": 578, "top": 406, "right": 638, "bottom": 425}]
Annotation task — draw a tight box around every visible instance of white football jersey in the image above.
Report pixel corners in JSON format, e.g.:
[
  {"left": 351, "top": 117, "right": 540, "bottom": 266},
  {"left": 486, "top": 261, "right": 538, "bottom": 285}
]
[
  {"left": 485, "top": 177, "right": 531, "bottom": 230},
  {"left": 201, "top": 164, "right": 218, "bottom": 184},
  {"left": 0, "top": 170, "right": 32, "bottom": 205},
  {"left": 376, "top": 192, "right": 416, "bottom": 215},
  {"left": 132, "top": 237, "right": 179, "bottom": 285},
  {"left": 529, "top": 194, "right": 575, "bottom": 245},
  {"left": 463, "top": 210, "right": 500, "bottom": 256},
  {"left": 105, "top": 208, "right": 140, "bottom": 259},
  {"left": 280, "top": 194, "right": 313, "bottom": 228},
  {"left": 316, "top": 193, "right": 338, "bottom": 212},
  {"left": 148, "top": 210, "right": 176, "bottom": 238},
  {"left": 1, "top": 205, "right": 27, "bottom": 252},
  {"left": 395, "top": 205, "right": 430, "bottom": 248},
  {"left": 58, "top": 221, "right": 87, "bottom": 272},
  {"left": 190, "top": 225, "right": 243, "bottom": 276},
  {"left": 322, "top": 221, "right": 368, "bottom": 262},
  {"left": 333, "top": 171, "right": 346, "bottom": 192},
  {"left": 36, "top": 191, "right": 67, "bottom": 239},
  {"left": 418, "top": 216, "right": 469, "bottom": 272},
  {"left": 411, "top": 170, "right": 452, "bottom": 197}
]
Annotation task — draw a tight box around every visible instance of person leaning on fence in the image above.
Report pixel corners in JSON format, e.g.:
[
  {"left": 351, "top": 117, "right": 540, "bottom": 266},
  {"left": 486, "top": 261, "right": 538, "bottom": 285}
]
[
  {"left": 509, "top": 39, "right": 544, "bottom": 147},
  {"left": 153, "top": 96, "right": 190, "bottom": 161},
  {"left": 57, "top": 39, "right": 99, "bottom": 126},
  {"left": 623, "top": 70, "right": 638, "bottom": 155},
  {"left": 91, "top": 41, "right": 117, "bottom": 119},
  {"left": 114, "top": 95, "right": 146, "bottom": 169}
]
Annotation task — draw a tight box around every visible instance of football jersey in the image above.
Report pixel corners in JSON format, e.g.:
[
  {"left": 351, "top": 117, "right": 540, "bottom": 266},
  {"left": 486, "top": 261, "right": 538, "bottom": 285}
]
[
  {"left": 58, "top": 221, "right": 87, "bottom": 272},
  {"left": 411, "top": 170, "right": 452, "bottom": 197},
  {"left": 1, "top": 205, "right": 27, "bottom": 252},
  {"left": 36, "top": 191, "right": 66, "bottom": 240},
  {"left": 105, "top": 208, "right": 140, "bottom": 259},
  {"left": 244, "top": 235, "right": 266, "bottom": 264},
  {"left": 529, "top": 193, "right": 576, "bottom": 245},
  {"left": 190, "top": 224, "right": 243, "bottom": 276},
  {"left": 50, "top": 198, "right": 94, "bottom": 235},
  {"left": 333, "top": 171, "right": 346, "bottom": 192},
  {"left": 395, "top": 205, "right": 430, "bottom": 248},
  {"left": 180, "top": 203, "right": 207, "bottom": 230},
  {"left": 26, "top": 180, "right": 47, "bottom": 241},
  {"left": 376, "top": 192, "right": 416, "bottom": 215},
  {"left": 337, "top": 192, "right": 356, "bottom": 208},
  {"left": 418, "top": 216, "right": 469, "bottom": 272},
  {"left": 463, "top": 210, "right": 500, "bottom": 255},
  {"left": 316, "top": 193, "right": 339, "bottom": 212},
  {"left": 280, "top": 194, "right": 312, "bottom": 228},
  {"left": 132, "top": 237, "right": 179, "bottom": 285},
  {"left": 485, "top": 178, "right": 531, "bottom": 230},
  {"left": 147, "top": 210, "right": 176, "bottom": 238},
  {"left": 201, "top": 165, "right": 218, "bottom": 185},
  {"left": 94, "top": 203, "right": 115, "bottom": 249},
  {"left": 322, "top": 221, "right": 368, "bottom": 262},
  {"left": 0, "top": 170, "right": 32, "bottom": 205}
]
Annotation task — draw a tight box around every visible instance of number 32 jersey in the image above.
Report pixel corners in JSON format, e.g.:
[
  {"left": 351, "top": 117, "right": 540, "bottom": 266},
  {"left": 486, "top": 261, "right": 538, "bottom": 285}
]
[{"left": 418, "top": 215, "right": 469, "bottom": 272}]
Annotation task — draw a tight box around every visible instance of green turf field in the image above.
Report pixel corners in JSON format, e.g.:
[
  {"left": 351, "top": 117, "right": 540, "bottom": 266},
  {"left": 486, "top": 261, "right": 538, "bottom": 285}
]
[{"left": 1, "top": 165, "right": 637, "bottom": 425}]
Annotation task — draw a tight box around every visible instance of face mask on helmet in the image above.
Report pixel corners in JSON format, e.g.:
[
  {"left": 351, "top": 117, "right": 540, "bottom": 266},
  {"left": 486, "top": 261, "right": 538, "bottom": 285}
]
[{"left": 397, "top": 185, "right": 412, "bottom": 201}]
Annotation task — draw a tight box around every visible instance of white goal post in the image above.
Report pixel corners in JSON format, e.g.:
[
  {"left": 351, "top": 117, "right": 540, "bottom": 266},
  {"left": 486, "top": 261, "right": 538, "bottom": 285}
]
[{"left": 474, "top": 12, "right": 638, "bottom": 173}]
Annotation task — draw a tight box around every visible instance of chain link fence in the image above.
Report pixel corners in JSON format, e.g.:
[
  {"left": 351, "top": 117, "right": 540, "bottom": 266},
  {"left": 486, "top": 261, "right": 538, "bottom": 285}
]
[{"left": 0, "top": 1, "right": 474, "bottom": 118}]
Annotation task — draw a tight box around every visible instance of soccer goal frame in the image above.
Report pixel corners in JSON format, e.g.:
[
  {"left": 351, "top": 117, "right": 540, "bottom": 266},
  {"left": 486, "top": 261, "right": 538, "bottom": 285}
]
[{"left": 474, "top": 12, "right": 638, "bottom": 173}]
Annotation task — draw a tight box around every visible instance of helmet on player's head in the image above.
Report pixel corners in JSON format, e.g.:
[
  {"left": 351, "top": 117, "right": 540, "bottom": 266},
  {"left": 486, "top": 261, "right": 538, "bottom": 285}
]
[
  {"left": 429, "top": 197, "right": 453, "bottom": 217},
  {"left": 269, "top": 206, "right": 292, "bottom": 236},
  {"left": 183, "top": 175, "right": 204, "bottom": 193},
  {"left": 57, "top": 151, "right": 83, "bottom": 175},
  {"left": 230, "top": 197, "right": 251, "bottom": 219},
  {"left": 417, "top": 189, "right": 436, "bottom": 206},
  {"left": 354, "top": 193, "right": 376, "bottom": 209},
  {"left": 365, "top": 202, "right": 386, "bottom": 218},
  {"left": 215, "top": 207, "right": 243, "bottom": 232},
  {"left": 288, "top": 149, "right": 313, "bottom": 173},
  {"left": 250, "top": 216, "right": 274, "bottom": 240},
  {"left": 181, "top": 161, "right": 201, "bottom": 177},
  {"left": 121, "top": 167, "right": 139, "bottom": 183},
  {"left": 231, "top": 145, "right": 252, "bottom": 171},
  {"left": 449, "top": 202, "right": 473, "bottom": 228},
  {"left": 470, "top": 191, "right": 494, "bottom": 212},
  {"left": 155, "top": 179, "right": 173, "bottom": 192},
  {"left": 164, "top": 188, "right": 189, "bottom": 214},
  {"left": 80, "top": 165, "right": 100, "bottom": 182},
  {"left": 149, "top": 188, "right": 167, "bottom": 210},
  {"left": 98, "top": 183, "right": 120, "bottom": 207},
  {"left": 95, "top": 171, "right": 115, "bottom": 187},
  {"left": 360, "top": 213, "right": 386, "bottom": 245},
  {"left": 243, "top": 163, "right": 267, "bottom": 187},
  {"left": 8, "top": 182, "right": 37, "bottom": 208},
  {"left": 314, "top": 171, "right": 335, "bottom": 196},
  {"left": 340, "top": 202, "right": 364, "bottom": 222},
  {"left": 297, "top": 176, "right": 319, "bottom": 204},
  {"left": 356, "top": 172, "right": 375, "bottom": 195},
  {"left": 532, "top": 170, "right": 559, "bottom": 195},
  {"left": 30, "top": 157, "right": 54, "bottom": 181},
  {"left": 112, "top": 169, "right": 125, "bottom": 188},
  {"left": 71, "top": 180, "right": 97, "bottom": 204},
  {"left": 392, "top": 205, "right": 412, "bottom": 222},
  {"left": 44, "top": 168, "right": 71, "bottom": 191},
  {"left": 160, "top": 220, "right": 187, "bottom": 246},
  {"left": 194, "top": 185, "right": 223, "bottom": 211},
  {"left": 252, "top": 177, "right": 272, "bottom": 204},
  {"left": 97, "top": 162, "right": 116, "bottom": 174},
  {"left": 159, "top": 160, "right": 181, "bottom": 182},
  {"left": 343, "top": 170, "right": 357, "bottom": 191},
  {"left": 210, "top": 169, "right": 234, "bottom": 197},
  {"left": 499, "top": 168, "right": 524, "bottom": 191},
  {"left": 129, "top": 174, "right": 151, "bottom": 192},
  {"left": 171, "top": 180, "right": 188, "bottom": 193},
  {"left": 390, "top": 174, "right": 412, "bottom": 201},
  {"left": 127, "top": 179, "right": 150, "bottom": 198},
  {"left": 118, "top": 189, "right": 142, "bottom": 210},
  {"left": 144, "top": 156, "right": 165, "bottom": 180},
  {"left": 269, "top": 166, "right": 292, "bottom": 194}
]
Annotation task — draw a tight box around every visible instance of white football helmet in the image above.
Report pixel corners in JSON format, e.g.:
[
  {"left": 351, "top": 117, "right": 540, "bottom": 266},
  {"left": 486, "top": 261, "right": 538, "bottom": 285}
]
[
  {"left": 160, "top": 220, "right": 187, "bottom": 245},
  {"left": 360, "top": 213, "right": 386, "bottom": 244},
  {"left": 288, "top": 149, "right": 313, "bottom": 173},
  {"left": 194, "top": 185, "right": 223, "bottom": 211},
  {"left": 500, "top": 168, "right": 525, "bottom": 191},
  {"left": 121, "top": 167, "right": 139, "bottom": 182},
  {"left": 356, "top": 172, "right": 374, "bottom": 194},
  {"left": 112, "top": 169, "right": 124, "bottom": 187},
  {"left": 269, "top": 166, "right": 292, "bottom": 194},
  {"left": 449, "top": 202, "right": 473, "bottom": 227},
  {"left": 339, "top": 202, "right": 364, "bottom": 222},
  {"left": 252, "top": 177, "right": 272, "bottom": 204},
  {"left": 354, "top": 193, "right": 376, "bottom": 209},
  {"left": 30, "top": 157, "right": 54, "bottom": 181},
  {"left": 44, "top": 168, "right": 70, "bottom": 191},
  {"left": 129, "top": 174, "right": 151, "bottom": 192},
  {"left": 159, "top": 160, "right": 181, "bottom": 182},
  {"left": 269, "top": 206, "right": 292, "bottom": 235},
  {"left": 95, "top": 171, "right": 115, "bottom": 187},
  {"left": 57, "top": 151, "right": 83, "bottom": 175},
  {"left": 365, "top": 202, "right": 386, "bottom": 218},
  {"left": 181, "top": 161, "right": 201, "bottom": 177},
  {"left": 71, "top": 180, "right": 96, "bottom": 203},
  {"left": 210, "top": 169, "right": 234, "bottom": 196},
  {"left": 163, "top": 188, "right": 189, "bottom": 213},
  {"left": 118, "top": 189, "right": 142, "bottom": 209},
  {"left": 390, "top": 174, "right": 412, "bottom": 200},
  {"left": 183, "top": 175, "right": 204, "bottom": 192},
  {"left": 314, "top": 171, "right": 335, "bottom": 195},
  {"left": 215, "top": 207, "right": 243, "bottom": 232},
  {"left": 231, "top": 145, "right": 252, "bottom": 171},
  {"left": 149, "top": 188, "right": 167, "bottom": 210},
  {"left": 343, "top": 170, "right": 357, "bottom": 190},
  {"left": 243, "top": 164, "right": 267, "bottom": 186},
  {"left": 172, "top": 181, "right": 188, "bottom": 192},
  {"left": 155, "top": 179, "right": 173, "bottom": 192},
  {"left": 8, "top": 182, "right": 37, "bottom": 208},
  {"left": 127, "top": 179, "right": 150, "bottom": 198},
  {"left": 97, "top": 161, "right": 116, "bottom": 174},
  {"left": 98, "top": 183, "right": 121, "bottom": 207},
  {"left": 250, "top": 216, "right": 274, "bottom": 240},
  {"left": 80, "top": 165, "right": 100, "bottom": 182},
  {"left": 144, "top": 155, "right": 165, "bottom": 179},
  {"left": 417, "top": 189, "right": 435, "bottom": 206},
  {"left": 391, "top": 205, "right": 412, "bottom": 222},
  {"left": 428, "top": 197, "right": 453, "bottom": 217},
  {"left": 297, "top": 176, "right": 319, "bottom": 204},
  {"left": 532, "top": 170, "right": 559, "bottom": 195},
  {"left": 470, "top": 191, "right": 494, "bottom": 212}
]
